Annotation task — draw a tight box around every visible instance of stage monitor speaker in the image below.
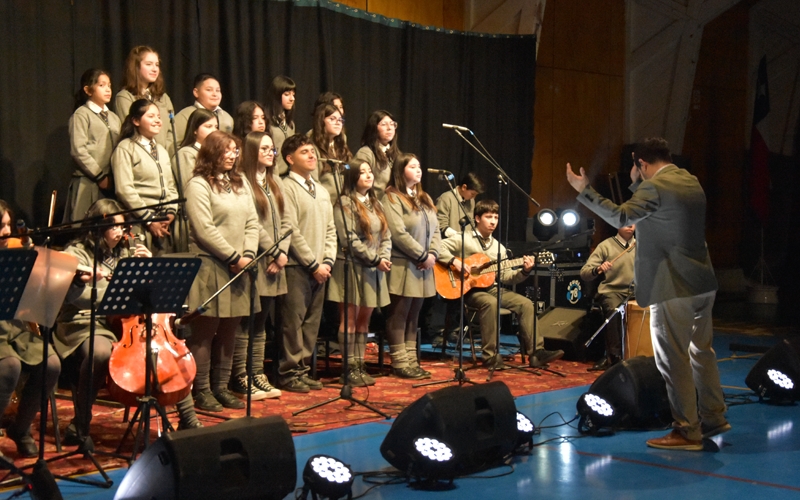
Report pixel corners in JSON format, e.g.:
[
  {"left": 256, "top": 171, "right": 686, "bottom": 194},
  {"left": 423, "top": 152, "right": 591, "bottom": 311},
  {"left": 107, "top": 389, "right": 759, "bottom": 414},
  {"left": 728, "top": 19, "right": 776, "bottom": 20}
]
[
  {"left": 538, "top": 307, "right": 601, "bottom": 361},
  {"left": 380, "top": 381, "right": 517, "bottom": 479},
  {"left": 114, "top": 416, "right": 296, "bottom": 500},
  {"left": 588, "top": 356, "right": 671, "bottom": 429}
]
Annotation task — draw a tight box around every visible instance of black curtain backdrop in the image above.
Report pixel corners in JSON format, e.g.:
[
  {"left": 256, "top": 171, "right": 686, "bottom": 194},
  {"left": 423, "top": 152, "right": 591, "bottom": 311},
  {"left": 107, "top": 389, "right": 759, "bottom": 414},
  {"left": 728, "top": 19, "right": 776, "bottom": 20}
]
[{"left": 0, "top": 0, "right": 536, "bottom": 238}]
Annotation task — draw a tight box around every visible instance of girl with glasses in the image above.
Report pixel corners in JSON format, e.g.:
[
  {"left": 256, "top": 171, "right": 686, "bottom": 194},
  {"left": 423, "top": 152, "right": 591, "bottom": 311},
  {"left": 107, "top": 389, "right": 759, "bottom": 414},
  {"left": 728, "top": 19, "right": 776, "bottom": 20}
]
[
  {"left": 184, "top": 131, "right": 260, "bottom": 412},
  {"left": 228, "top": 130, "right": 292, "bottom": 401},
  {"left": 353, "top": 110, "right": 400, "bottom": 200},
  {"left": 310, "top": 103, "right": 352, "bottom": 202}
]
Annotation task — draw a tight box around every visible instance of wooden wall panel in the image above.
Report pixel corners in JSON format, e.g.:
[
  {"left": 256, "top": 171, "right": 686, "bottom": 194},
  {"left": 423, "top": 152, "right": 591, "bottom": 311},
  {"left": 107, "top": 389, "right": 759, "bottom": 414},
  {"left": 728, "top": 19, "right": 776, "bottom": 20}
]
[
  {"left": 338, "top": 0, "right": 464, "bottom": 31},
  {"left": 531, "top": 67, "right": 555, "bottom": 215},
  {"left": 368, "top": 0, "right": 446, "bottom": 27},
  {"left": 533, "top": 0, "right": 626, "bottom": 245},
  {"left": 682, "top": 3, "right": 749, "bottom": 269},
  {"left": 552, "top": 0, "right": 625, "bottom": 76}
]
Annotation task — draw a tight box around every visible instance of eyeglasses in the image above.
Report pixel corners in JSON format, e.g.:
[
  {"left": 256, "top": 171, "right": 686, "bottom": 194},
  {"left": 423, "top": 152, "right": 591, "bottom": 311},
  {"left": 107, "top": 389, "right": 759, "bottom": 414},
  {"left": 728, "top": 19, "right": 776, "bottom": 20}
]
[
  {"left": 225, "top": 149, "right": 241, "bottom": 158},
  {"left": 327, "top": 116, "right": 345, "bottom": 125},
  {"left": 260, "top": 146, "right": 278, "bottom": 156},
  {"left": 380, "top": 121, "right": 398, "bottom": 129}
]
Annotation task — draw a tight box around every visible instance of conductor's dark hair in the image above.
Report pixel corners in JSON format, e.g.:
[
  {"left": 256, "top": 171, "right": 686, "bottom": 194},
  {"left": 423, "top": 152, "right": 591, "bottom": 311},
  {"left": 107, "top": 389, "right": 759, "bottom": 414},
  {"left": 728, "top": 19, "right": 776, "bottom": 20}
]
[{"left": 633, "top": 137, "right": 672, "bottom": 165}]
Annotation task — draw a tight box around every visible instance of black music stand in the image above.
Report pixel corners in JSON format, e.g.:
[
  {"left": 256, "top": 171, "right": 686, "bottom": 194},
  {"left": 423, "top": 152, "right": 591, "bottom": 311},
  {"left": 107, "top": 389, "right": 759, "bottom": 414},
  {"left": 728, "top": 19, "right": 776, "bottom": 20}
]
[
  {"left": 97, "top": 257, "right": 199, "bottom": 462},
  {"left": 0, "top": 251, "right": 63, "bottom": 498},
  {"left": 0, "top": 250, "right": 37, "bottom": 320}
]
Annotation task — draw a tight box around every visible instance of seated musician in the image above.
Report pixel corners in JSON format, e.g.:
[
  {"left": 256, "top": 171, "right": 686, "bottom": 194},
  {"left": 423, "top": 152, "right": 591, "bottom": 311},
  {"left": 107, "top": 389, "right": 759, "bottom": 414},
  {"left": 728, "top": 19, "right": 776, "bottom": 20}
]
[
  {"left": 579, "top": 224, "right": 635, "bottom": 371},
  {"left": 0, "top": 200, "right": 61, "bottom": 458},
  {"left": 437, "top": 200, "right": 564, "bottom": 370},
  {"left": 55, "top": 199, "right": 201, "bottom": 445}
]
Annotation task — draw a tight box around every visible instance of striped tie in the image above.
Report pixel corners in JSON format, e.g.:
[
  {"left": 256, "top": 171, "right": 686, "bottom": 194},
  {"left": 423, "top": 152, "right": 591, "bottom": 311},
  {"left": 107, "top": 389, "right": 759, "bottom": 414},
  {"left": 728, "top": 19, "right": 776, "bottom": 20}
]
[
  {"left": 149, "top": 140, "right": 159, "bottom": 161},
  {"left": 305, "top": 179, "right": 316, "bottom": 198},
  {"left": 99, "top": 110, "right": 109, "bottom": 125}
]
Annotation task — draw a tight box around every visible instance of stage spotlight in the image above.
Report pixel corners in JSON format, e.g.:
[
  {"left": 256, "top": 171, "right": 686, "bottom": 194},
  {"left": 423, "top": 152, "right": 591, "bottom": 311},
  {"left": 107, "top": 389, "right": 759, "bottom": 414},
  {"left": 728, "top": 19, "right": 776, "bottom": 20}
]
[
  {"left": 576, "top": 357, "right": 671, "bottom": 436},
  {"left": 537, "top": 209, "right": 557, "bottom": 227},
  {"left": 302, "top": 454, "right": 354, "bottom": 500},
  {"left": 745, "top": 339, "right": 800, "bottom": 403},
  {"left": 577, "top": 393, "right": 618, "bottom": 432},
  {"left": 533, "top": 209, "right": 558, "bottom": 242},
  {"left": 560, "top": 209, "right": 579, "bottom": 227},
  {"left": 380, "top": 382, "right": 517, "bottom": 484},
  {"left": 515, "top": 412, "right": 535, "bottom": 450}
]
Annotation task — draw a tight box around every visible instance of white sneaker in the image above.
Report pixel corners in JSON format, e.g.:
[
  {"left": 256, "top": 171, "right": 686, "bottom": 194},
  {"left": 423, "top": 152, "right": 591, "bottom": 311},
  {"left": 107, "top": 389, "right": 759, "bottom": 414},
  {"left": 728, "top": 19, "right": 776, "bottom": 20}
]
[
  {"left": 252, "top": 373, "right": 282, "bottom": 399},
  {"left": 231, "top": 374, "right": 269, "bottom": 401}
]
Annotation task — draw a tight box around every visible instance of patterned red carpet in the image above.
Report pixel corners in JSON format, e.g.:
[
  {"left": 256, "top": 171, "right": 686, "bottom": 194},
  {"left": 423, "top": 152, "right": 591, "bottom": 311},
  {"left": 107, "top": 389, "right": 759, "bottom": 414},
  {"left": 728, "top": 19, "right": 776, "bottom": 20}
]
[{"left": 0, "top": 353, "right": 599, "bottom": 483}]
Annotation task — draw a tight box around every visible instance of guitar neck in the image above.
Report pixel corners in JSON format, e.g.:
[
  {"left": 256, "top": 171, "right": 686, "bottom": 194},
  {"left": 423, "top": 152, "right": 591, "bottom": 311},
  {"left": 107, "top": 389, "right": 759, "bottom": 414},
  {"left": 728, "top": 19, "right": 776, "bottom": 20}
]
[{"left": 479, "top": 257, "right": 525, "bottom": 275}]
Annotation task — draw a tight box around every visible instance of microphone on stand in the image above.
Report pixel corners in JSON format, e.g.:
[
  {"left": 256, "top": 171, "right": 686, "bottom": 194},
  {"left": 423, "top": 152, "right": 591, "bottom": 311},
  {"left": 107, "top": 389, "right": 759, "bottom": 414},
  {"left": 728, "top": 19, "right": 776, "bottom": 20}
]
[
  {"left": 442, "top": 123, "right": 470, "bottom": 132},
  {"left": 428, "top": 168, "right": 455, "bottom": 180},
  {"left": 320, "top": 158, "right": 350, "bottom": 172}
]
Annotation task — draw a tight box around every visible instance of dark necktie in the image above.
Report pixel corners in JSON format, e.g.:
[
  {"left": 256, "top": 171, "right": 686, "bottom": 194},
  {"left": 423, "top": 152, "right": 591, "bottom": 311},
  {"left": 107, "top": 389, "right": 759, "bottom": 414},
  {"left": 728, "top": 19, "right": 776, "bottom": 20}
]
[
  {"left": 305, "top": 179, "right": 316, "bottom": 198},
  {"left": 99, "top": 110, "right": 109, "bottom": 125},
  {"left": 221, "top": 173, "right": 232, "bottom": 193},
  {"left": 149, "top": 140, "right": 158, "bottom": 161}
]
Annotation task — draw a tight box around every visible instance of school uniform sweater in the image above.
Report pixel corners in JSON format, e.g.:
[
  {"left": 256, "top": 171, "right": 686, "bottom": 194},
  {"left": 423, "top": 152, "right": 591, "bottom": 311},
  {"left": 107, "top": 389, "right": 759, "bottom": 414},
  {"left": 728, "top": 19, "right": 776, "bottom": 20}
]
[
  {"left": 282, "top": 173, "right": 336, "bottom": 273},
  {"left": 111, "top": 138, "right": 178, "bottom": 220}
]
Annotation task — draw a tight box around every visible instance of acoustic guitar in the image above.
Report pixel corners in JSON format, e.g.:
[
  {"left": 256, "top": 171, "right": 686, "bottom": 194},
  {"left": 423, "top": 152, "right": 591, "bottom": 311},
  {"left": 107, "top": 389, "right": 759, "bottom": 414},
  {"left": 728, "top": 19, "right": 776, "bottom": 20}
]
[{"left": 434, "top": 251, "right": 554, "bottom": 300}]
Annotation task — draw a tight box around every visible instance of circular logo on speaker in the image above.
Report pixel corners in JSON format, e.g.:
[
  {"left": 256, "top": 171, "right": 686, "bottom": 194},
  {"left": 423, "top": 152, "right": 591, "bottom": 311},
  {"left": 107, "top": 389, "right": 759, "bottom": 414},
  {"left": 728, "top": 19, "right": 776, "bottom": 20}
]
[{"left": 566, "top": 280, "right": 582, "bottom": 304}]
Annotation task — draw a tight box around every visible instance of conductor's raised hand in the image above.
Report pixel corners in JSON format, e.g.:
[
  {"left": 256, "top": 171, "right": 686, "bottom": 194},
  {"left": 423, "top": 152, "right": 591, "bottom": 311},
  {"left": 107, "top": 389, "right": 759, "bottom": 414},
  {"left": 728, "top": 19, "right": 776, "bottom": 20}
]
[{"left": 566, "top": 163, "right": 589, "bottom": 193}]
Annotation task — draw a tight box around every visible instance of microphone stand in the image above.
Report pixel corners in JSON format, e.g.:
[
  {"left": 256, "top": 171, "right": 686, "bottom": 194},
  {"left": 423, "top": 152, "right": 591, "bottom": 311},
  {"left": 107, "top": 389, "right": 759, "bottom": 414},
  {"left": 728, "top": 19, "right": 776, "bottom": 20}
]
[
  {"left": 168, "top": 111, "right": 190, "bottom": 253},
  {"left": 486, "top": 175, "right": 542, "bottom": 381},
  {"left": 241, "top": 232, "right": 293, "bottom": 417},
  {"left": 584, "top": 281, "right": 635, "bottom": 358},
  {"left": 293, "top": 162, "right": 390, "bottom": 419},
  {"left": 415, "top": 172, "right": 478, "bottom": 388}
]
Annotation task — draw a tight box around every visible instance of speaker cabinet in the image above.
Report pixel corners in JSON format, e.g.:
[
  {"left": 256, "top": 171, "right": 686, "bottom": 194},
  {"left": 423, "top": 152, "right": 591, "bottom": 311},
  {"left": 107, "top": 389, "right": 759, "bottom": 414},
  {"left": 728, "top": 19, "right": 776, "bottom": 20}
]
[
  {"left": 114, "top": 416, "right": 296, "bottom": 500},
  {"left": 380, "top": 381, "right": 517, "bottom": 478},
  {"left": 538, "top": 307, "right": 601, "bottom": 361},
  {"left": 588, "top": 356, "right": 671, "bottom": 429}
]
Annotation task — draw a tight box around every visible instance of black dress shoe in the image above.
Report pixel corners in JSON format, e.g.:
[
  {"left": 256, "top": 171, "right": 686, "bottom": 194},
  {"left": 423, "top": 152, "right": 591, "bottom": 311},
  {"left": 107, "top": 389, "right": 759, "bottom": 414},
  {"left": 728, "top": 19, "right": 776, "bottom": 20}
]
[
  {"left": 393, "top": 366, "right": 426, "bottom": 379},
  {"left": 530, "top": 349, "right": 564, "bottom": 367},
  {"left": 299, "top": 374, "right": 324, "bottom": 390},
  {"left": 482, "top": 355, "right": 508, "bottom": 371},
  {"left": 177, "top": 419, "right": 204, "bottom": 430},
  {"left": 193, "top": 390, "right": 224, "bottom": 412},
  {"left": 588, "top": 357, "right": 611, "bottom": 372},
  {"left": 7, "top": 429, "right": 37, "bottom": 458},
  {"left": 213, "top": 388, "right": 246, "bottom": 409},
  {"left": 280, "top": 378, "right": 311, "bottom": 393},
  {"left": 411, "top": 366, "right": 432, "bottom": 379}
]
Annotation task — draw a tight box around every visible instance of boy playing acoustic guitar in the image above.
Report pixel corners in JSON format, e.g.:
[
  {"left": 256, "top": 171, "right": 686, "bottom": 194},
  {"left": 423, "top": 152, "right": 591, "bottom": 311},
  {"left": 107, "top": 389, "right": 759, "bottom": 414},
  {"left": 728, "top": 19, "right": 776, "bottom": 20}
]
[{"left": 437, "top": 199, "right": 564, "bottom": 370}]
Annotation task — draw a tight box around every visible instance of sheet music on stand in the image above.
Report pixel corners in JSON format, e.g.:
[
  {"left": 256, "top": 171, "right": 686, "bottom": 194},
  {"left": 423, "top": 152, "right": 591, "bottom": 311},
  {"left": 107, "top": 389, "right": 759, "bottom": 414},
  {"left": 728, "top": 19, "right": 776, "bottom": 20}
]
[
  {"left": 97, "top": 257, "right": 200, "bottom": 315},
  {"left": 0, "top": 249, "right": 37, "bottom": 320}
]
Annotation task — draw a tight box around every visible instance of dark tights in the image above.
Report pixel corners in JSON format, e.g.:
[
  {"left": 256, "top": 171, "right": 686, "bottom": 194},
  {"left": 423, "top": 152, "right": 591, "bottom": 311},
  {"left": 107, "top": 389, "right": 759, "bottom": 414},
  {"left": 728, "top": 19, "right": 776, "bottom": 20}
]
[
  {"left": 187, "top": 316, "right": 240, "bottom": 394},
  {"left": 0, "top": 354, "right": 60, "bottom": 436},
  {"left": 68, "top": 337, "right": 112, "bottom": 432}
]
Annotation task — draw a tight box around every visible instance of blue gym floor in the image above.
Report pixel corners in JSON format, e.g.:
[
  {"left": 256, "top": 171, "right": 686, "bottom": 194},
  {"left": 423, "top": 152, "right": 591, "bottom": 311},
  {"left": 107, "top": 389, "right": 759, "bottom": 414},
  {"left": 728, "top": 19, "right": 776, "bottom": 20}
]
[{"left": 3, "top": 331, "right": 798, "bottom": 500}]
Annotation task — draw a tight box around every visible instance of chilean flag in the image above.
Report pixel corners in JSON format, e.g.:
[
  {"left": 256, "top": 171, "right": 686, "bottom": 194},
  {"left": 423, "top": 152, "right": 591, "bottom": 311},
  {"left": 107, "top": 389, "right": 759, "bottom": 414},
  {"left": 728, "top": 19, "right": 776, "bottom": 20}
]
[{"left": 750, "top": 56, "right": 770, "bottom": 225}]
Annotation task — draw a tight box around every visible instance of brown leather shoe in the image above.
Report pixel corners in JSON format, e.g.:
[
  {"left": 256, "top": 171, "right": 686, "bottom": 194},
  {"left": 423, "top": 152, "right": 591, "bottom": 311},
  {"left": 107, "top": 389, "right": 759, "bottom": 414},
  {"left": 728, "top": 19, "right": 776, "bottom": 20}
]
[{"left": 646, "top": 429, "right": 702, "bottom": 451}]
